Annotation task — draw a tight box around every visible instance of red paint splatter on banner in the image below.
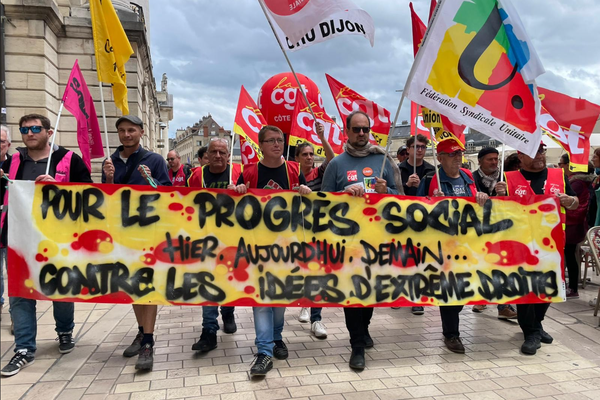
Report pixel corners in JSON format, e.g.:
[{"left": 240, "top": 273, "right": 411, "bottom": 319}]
[
  {"left": 542, "top": 237, "right": 551, "bottom": 246},
  {"left": 485, "top": 241, "right": 539, "bottom": 266},
  {"left": 375, "top": 216, "right": 381, "bottom": 221},
  {"left": 314, "top": 294, "right": 322, "bottom": 302},
  {"left": 81, "top": 287, "right": 89, "bottom": 295},
  {"left": 529, "top": 210, "right": 537, "bottom": 214},
  {"left": 76, "top": 230, "right": 113, "bottom": 252},
  {"left": 244, "top": 286, "right": 255, "bottom": 294},
  {"left": 35, "top": 253, "right": 44, "bottom": 262},
  {"left": 185, "top": 206, "right": 195, "bottom": 214},
  {"left": 71, "top": 241, "right": 82, "bottom": 250},
  {"left": 73, "top": 233, "right": 78, "bottom": 238},
  {"left": 218, "top": 246, "right": 250, "bottom": 281},
  {"left": 363, "top": 207, "right": 377, "bottom": 216},
  {"left": 187, "top": 216, "right": 192, "bottom": 221},
  {"left": 169, "top": 203, "right": 184, "bottom": 211},
  {"left": 539, "top": 204, "right": 556, "bottom": 212},
  {"left": 141, "top": 254, "right": 156, "bottom": 266}
]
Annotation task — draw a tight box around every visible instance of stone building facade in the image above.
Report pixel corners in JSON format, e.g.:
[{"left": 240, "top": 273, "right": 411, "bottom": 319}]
[
  {"left": 1, "top": 0, "right": 172, "bottom": 179},
  {"left": 172, "top": 114, "right": 231, "bottom": 167}
]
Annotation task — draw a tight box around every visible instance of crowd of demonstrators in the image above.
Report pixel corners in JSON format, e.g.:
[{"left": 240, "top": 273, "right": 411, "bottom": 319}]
[
  {"left": 4, "top": 109, "right": 600, "bottom": 378},
  {"left": 232, "top": 125, "right": 311, "bottom": 376},
  {"left": 166, "top": 149, "right": 191, "bottom": 186},
  {"left": 294, "top": 122, "right": 334, "bottom": 338},
  {"left": 187, "top": 138, "right": 240, "bottom": 354},
  {"left": 0, "top": 114, "right": 93, "bottom": 376},
  {"left": 102, "top": 115, "right": 171, "bottom": 371},
  {"left": 416, "top": 140, "right": 490, "bottom": 354},
  {"left": 0, "top": 125, "right": 10, "bottom": 322},
  {"left": 322, "top": 110, "right": 402, "bottom": 370}
]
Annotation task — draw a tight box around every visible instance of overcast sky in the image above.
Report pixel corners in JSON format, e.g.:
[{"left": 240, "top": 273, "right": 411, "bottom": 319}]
[{"left": 148, "top": 0, "right": 600, "bottom": 138}]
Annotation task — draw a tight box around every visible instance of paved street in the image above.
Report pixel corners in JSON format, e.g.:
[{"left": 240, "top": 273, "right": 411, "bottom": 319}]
[{"left": 1, "top": 276, "right": 599, "bottom": 400}]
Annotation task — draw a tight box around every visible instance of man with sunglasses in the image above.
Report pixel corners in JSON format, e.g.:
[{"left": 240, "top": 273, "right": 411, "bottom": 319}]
[
  {"left": 416, "top": 139, "right": 489, "bottom": 354},
  {"left": 495, "top": 142, "right": 578, "bottom": 356},
  {"left": 187, "top": 138, "right": 241, "bottom": 354},
  {"left": 232, "top": 125, "right": 310, "bottom": 377},
  {"left": 321, "top": 110, "right": 403, "bottom": 371},
  {"left": 102, "top": 115, "right": 171, "bottom": 371},
  {"left": 0, "top": 114, "right": 92, "bottom": 377},
  {"left": 166, "top": 150, "right": 191, "bottom": 187}
]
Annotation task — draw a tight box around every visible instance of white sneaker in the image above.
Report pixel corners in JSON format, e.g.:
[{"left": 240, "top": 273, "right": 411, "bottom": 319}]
[
  {"left": 311, "top": 321, "right": 327, "bottom": 338},
  {"left": 298, "top": 307, "right": 310, "bottom": 323},
  {"left": 590, "top": 297, "right": 598, "bottom": 307}
]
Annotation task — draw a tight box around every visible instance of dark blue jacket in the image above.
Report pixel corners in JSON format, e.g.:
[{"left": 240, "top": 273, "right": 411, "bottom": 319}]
[{"left": 102, "top": 145, "right": 171, "bottom": 186}]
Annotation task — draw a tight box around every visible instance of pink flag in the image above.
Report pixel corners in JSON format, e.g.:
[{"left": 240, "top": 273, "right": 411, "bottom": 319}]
[{"left": 62, "top": 60, "right": 104, "bottom": 171}]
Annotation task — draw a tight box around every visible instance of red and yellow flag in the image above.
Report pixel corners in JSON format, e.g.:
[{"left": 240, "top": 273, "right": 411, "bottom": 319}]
[{"left": 233, "top": 86, "right": 265, "bottom": 165}]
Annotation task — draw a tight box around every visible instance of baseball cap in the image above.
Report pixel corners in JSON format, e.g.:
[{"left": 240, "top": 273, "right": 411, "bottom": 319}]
[
  {"left": 115, "top": 115, "right": 143, "bottom": 129},
  {"left": 397, "top": 145, "right": 407, "bottom": 155},
  {"left": 437, "top": 139, "right": 464, "bottom": 154}
]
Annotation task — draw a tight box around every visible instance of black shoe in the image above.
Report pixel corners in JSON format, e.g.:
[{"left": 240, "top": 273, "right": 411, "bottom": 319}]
[
  {"left": 521, "top": 337, "right": 541, "bottom": 355},
  {"left": 349, "top": 347, "right": 365, "bottom": 370},
  {"left": 192, "top": 329, "right": 218, "bottom": 352},
  {"left": 123, "top": 331, "right": 143, "bottom": 358},
  {"left": 444, "top": 336, "right": 465, "bottom": 354},
  {"left": 540, "top": 330, "right": 553, "bottom": 344},
  {"left": 411, "top": 306, "right": 424, "bottom": 315},
  {"left": 365, "top": 332, "right": 374, "bottom": 348},
  {"left": 273, "top": 340, "right": 288, "bottom": 360},
  {"left": 135, "top": 343, "right": 154, "bottom": 370},
  {"left": 222, "top": 314, "right": 237, "bottom": 334},
  {"left": 1, "top": 350, "right": 35, "bottom": 377},
  {"left": 57, "top": 332, "right": 75, "bottom": 354},
  {"left": 250, "top": 353, "right": 273, "bottom": 376}
]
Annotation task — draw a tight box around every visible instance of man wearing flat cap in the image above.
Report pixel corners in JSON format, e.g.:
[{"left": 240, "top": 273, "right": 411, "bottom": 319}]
[{"left": 102, "top": 115, "right": 171, "bottom": 371}]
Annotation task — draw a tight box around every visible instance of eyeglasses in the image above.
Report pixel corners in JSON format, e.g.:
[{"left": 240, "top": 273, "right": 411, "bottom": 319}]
[
  {"left": 166, "top": 158, "right": 176, "bottom": 161},
  {"left": 19, "top": 126, "right": 44, "bottom": 134},
  {"left": 351, "top": 126, "right": 370, "bottom": 134},
  {"left": 261, "top": 138, "right": 284, "bottom": 145},
  {"left": 440, "top": 151, "right": 464, "bottom": 158},
  {"left": 410, "top": 145, "right": 427, "bottom": 151}
]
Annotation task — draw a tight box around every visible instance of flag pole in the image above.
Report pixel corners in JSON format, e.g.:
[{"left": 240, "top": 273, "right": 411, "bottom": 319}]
[
  {"left": 98, "top": 81, "right": 110, "bottom": 158},
  {"left": 45, "top": 102, "right": 65, "bottom": 176},
  {"left": 380, "top": 91, "right": 407, "bottom": 176},
  {"left": 229, "top": 134, "right": 235, "bottom": 184},
  {"left": 428, "top": 127, "right": 442, "bottom": 192},
  {"left": 499, "top": 143, "right": 506, "bottom": 182},
  {"left": 257, "top": 0, "right": 318, "bottom": 123}
]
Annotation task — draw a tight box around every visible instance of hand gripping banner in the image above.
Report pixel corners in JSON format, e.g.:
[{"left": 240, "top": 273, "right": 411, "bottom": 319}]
[{"left": 8, "top": 181, "right": 565, "bottom": 307}]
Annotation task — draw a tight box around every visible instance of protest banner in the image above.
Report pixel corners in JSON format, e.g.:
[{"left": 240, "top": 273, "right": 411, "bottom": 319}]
[{"left": 8, "top": 181, "right": 565, "bottom": 307}]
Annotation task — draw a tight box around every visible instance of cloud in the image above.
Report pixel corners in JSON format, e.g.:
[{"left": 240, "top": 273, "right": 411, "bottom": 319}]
[{"left": 149, "top": 0, "right": 600, "bottom": 137}]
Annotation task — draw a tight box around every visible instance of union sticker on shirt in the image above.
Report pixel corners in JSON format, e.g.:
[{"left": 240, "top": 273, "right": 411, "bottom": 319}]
[
  {"left": 364, "top": 177, "right": 377, "bottom": 193},
  {"left": 347, "top": 170, "right": 358, "bottom": 182}
]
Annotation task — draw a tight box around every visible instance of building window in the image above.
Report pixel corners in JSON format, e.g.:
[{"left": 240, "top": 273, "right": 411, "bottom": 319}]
[
  {"left": 197, "top": 140, "right": 201, "bottom": 146},
  {"left": 210, "top": 130, "right": 216, "bottom": 136}
]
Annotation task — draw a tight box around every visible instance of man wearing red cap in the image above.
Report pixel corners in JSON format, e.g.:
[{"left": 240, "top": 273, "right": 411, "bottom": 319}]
[
  {"left": 417, "top": 139, "right": 489, "bottom": 354},
  {"left": 495, "top": 142, "right": 578, "bottom": 355}
]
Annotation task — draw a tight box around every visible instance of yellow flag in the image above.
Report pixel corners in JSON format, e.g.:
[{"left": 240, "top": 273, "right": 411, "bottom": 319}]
[{"left": 90, "top": 0, "right": 134, "bottom": 115}]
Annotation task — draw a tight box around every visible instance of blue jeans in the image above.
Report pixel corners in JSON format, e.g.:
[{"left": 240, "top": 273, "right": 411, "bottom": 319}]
[
  {"left": 253, "top": 307, "right": 285, "bottom": 357},
  {"left": 10, "top": 297, "right": 74, "bottom": 354},
  {"left": 202, "top": 306, "right": 235, "bottom": 333},
  {"left": 310, "top": 307, "right": 322, "bottom": 323},
  {"left": 0, "top": 247, "right": 5, "bottom": 306}
]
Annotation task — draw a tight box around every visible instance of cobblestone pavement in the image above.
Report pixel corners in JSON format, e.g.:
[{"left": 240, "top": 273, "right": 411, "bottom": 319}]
[{"left": 1, "top": 276, "right": 599, "bottom": 400}]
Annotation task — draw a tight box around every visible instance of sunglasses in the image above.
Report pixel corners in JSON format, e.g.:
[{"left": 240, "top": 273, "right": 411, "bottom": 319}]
[
  {"left": 351, "top": 126, "right": 370, "bottom": 134},
  {"left": 261, "top": 138, "right": 284, "bottom": 145},
  {"left": 19, "top": 126, "right": 44, "bottom": 134},
  {"left": 166, "top": 158, "right": 176, "bottom": 161},
  {"left": 440, "top": 151, "right": 464, "bottom": 158},
  {"left": 411, "top": 145, "right": 427, "bottom": 151}
]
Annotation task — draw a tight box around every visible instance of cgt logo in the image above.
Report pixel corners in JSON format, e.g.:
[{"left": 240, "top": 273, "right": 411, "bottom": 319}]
[
  {"left": 336, "top": 97, "right": 389, "bottom": 126},
  {"left": 514, "top": 185, "right": 529, "bottom": 197},
  {"left": 267, "top": 85, "right": 324, "bottom": 111},
  {"left": 241, "top": 107, "right": 263, "bottom": 133},
  {"left": 548, "top": 183, "right": 561, "bottom": 195},
  {"left": 296, "top": 112, "right": 343, "bottom": 146}
]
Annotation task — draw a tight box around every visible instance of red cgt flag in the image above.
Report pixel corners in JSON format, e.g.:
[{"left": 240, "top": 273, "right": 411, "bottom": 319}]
[
  {"left": 288, "top": 94, "right": 346, "bottom": 156},
  {"left": 539, "top": 87, "right": 600, "bottom": 172},
  {"left": 233, "top": 86, "right": 266, "bottom": 165},
  {"left": 325, "top": 74, "right": 390, "bottom": 147},
  {"left": 62, "top": 60, "right": 104, "bottom": 172}
]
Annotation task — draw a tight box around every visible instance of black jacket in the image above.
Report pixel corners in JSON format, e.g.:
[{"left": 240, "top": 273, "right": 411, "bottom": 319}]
[
  {"left": 472, "top": 169, "right": 497, "bottom": 196},
  {"left": 398, "top": 159, "right": 435, "bottom": 196}
]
